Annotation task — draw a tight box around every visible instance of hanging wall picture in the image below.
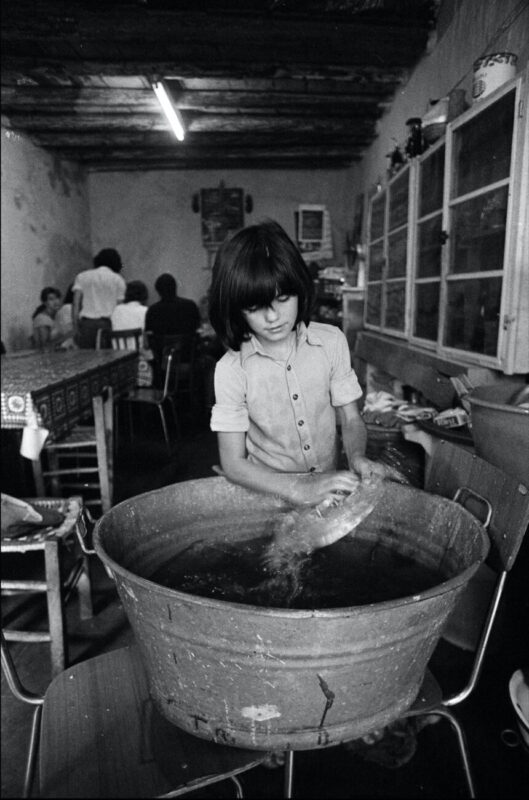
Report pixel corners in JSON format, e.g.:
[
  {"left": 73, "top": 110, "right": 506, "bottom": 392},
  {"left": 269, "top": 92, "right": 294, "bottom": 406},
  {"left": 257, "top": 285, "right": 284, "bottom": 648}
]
[{"left": 200, "top": 182, "right": 244, "bottom": 250}]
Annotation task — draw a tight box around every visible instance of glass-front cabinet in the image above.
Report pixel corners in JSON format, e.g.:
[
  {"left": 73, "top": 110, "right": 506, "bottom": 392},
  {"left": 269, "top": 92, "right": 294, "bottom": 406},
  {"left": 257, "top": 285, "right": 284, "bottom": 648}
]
[{"left": 366, "top": 71, "right": 528, "bottom": 374}]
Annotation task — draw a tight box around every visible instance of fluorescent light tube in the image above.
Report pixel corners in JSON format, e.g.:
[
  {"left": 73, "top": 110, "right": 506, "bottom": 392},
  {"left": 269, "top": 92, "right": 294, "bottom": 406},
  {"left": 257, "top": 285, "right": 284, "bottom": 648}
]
[{"left": 152, "top": 81, "right": 185, "bottom": 141}]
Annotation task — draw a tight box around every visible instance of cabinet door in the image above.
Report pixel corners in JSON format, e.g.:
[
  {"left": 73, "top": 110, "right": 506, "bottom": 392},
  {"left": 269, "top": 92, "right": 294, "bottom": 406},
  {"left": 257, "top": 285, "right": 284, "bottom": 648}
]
[
  {"left": 366, "top": 165, "right": 413, "bottom": 336},
  {"left": 366, "top": 188, "right": 386, "bottom": 327},
  {"left": 442, "top": 87, "right": 516, "bottom": 362},
  {"left": 412, "top": 140, "right": 445, "bottom": 344}
]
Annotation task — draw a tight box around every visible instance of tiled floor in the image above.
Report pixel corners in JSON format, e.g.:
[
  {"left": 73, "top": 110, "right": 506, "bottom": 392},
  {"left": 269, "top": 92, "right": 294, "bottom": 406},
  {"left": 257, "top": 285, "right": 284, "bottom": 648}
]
[{"left": 2, "top": 408, "right": 528, "bottom": 798}]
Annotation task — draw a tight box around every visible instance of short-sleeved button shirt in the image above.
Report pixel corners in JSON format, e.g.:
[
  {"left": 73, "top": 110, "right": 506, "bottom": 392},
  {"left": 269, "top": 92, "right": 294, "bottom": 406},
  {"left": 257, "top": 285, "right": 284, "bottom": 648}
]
[
  {"left": 211, "top": 321, "right": 362, "bottom": 473},
  {"left": 73, "top": 266, "right": 126, "bottom": 319}
]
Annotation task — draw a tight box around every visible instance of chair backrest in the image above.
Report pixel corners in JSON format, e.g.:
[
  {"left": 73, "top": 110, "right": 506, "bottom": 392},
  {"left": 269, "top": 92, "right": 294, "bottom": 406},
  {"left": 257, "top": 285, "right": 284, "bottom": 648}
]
[
  {"left": 425, "top": 440, "right": 529, "bottom": 573},
  {"left": 159, "top": 333, "right": 197, "bottom": 366},
  {"left": 110, "top": 328, "right": 143, "bottom": 351}
]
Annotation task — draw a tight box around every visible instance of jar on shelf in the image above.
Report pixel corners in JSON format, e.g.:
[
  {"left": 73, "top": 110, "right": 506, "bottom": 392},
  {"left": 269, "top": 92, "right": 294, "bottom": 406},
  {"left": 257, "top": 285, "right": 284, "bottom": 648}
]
[{"left": 405, "top": 117, "right": 424, "bottom": 158}]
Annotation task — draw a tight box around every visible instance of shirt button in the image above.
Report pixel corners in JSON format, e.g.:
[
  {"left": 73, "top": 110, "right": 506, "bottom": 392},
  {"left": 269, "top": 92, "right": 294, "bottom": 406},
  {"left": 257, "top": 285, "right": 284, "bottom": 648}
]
[
  {"left": 293, "top": 394, "right": 298, "bottom": 400},
  {"left": 303, "top": 444, "right": 310, "bottom": 451},
  {"left": 298, "top": 420, "right": 304, "bottom": 426},
  {"left": 286, "top": 365, "right": 292, "bottom": 371}
]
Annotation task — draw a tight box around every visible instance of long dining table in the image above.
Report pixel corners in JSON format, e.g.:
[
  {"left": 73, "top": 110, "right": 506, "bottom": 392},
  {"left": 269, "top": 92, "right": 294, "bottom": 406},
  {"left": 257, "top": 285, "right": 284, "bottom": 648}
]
[{"left": 1, "top": 349, "right": 138, "bottom": 511}]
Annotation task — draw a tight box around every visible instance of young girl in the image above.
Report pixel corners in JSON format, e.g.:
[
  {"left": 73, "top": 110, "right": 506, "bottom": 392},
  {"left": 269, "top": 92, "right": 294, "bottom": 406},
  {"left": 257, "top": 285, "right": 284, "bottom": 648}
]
[{"left": 209, "top": 219, "right": 386, "bottom": 508}]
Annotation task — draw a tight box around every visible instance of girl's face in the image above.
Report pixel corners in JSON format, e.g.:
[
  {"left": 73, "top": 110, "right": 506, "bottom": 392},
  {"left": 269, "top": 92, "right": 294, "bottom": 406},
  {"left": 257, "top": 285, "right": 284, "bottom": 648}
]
[
  {"left": 242, "top": 294, "right": 298, "bottom": 346},
  {"left": 44, "top": 293, "right": 61, "bottom": 316}
]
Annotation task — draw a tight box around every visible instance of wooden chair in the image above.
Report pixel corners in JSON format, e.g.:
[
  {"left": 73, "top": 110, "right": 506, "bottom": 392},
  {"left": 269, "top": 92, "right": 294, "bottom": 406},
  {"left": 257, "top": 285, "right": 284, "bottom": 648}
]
[
  {"left": 109, "top": 327, "right": 144, "bottom": 351},
  {"left": 1, "top": 496, "right": 92, "bottom": 678},
  {"left": 119, "top": 346, "right": 180, "bottom": 456},
  {"left": 34, "top": 387, "right": 115, "bottom": 517},
  {"left": 1, "top": 639, "right": 270, "bottom": 798},
  {"left": 282, "top": 442, "right": 529, "bottom": 798}
]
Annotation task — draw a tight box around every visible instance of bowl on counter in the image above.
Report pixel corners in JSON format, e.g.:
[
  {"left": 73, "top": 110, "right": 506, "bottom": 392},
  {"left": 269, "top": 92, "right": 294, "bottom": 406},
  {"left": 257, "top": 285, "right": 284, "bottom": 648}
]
[{"left": 468, "top": 383, "right": 529, "bottom": 484}]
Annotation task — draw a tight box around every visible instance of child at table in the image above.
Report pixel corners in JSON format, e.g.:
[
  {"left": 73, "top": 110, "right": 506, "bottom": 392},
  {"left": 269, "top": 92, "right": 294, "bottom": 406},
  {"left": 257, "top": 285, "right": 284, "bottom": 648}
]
[{"left": 208, "top": 219, "right": 386, "bottom": 508}]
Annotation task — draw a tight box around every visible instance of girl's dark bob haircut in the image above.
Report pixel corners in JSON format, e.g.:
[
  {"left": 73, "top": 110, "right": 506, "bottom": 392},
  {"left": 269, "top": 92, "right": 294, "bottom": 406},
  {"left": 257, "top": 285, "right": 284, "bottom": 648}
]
[{"left": 209, "top": 219, "right": 314, "bottom": 351}]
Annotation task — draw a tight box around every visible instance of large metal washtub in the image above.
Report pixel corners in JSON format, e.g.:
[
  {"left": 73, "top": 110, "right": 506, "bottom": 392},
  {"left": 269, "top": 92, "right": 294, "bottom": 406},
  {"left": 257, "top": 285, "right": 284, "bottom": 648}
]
[{"left": 94, "top": 477, "right": 489, "bottom": 751}]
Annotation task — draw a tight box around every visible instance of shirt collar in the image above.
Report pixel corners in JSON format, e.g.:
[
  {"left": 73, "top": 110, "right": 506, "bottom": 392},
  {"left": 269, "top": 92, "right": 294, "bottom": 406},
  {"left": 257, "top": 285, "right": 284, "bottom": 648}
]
[{"left": 240, "top": 321, "right": 322, "bottom": 363}]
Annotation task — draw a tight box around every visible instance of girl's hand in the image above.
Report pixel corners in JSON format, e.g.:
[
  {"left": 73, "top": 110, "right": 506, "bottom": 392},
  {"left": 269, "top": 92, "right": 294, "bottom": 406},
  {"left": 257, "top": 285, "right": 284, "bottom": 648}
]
[
  {"left": 291, "top": 471, "right": 362, "bottom": 507},
  {"left": 350, "top": 455, "right": 387, "bottom": 481},
  {"left": 351, "top": 455, "right": 408, "bottom": 485}
]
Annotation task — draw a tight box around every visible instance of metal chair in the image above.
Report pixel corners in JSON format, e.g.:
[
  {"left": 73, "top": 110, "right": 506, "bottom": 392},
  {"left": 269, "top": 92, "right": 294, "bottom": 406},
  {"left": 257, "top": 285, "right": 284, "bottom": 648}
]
[
  {"left": 119, "top": 345, "right": 180, "bottom": 456},
  {"left": 399, "top": 441, "right": 529, "bottom": 797},
  {"left": 1, "top": 638, "right": 270, "bottom": 798},
  {"left": 150, "top": 333, "right": 198, "bottom": 409},
  {"left": 1, "top": 496, "right": 93, "bottom": 677},
  {"left": 282, "top": 442, "right": 529, "bottom": 798}
]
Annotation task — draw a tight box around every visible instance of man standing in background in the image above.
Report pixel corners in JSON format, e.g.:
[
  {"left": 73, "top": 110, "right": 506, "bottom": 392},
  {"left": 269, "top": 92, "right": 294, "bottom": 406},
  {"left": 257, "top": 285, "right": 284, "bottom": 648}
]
[{"left": 72, "top": 248, "right": 126, "bottom": 348}]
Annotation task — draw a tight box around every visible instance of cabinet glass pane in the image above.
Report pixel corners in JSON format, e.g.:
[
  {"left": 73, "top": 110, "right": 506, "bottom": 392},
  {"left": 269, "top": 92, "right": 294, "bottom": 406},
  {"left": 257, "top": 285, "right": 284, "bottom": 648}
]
[
  {"left": 414, "top": 283, "right": 439, "bottom": 340},
  {"left": 444, "top": 277, "right": 502, "bottom": 355},
  {"left": 420, "top": 145, "right": 444, "bottom": 217},
  {"left": 384, "top": 281, "right": 406, "bottom": 330},
  {"left": 368, "top": 241, "right": 385, "bottom": 281},
  {"left": 370, "top": 192, "right": 386, "bottom": 240},
  {"left": 452, "top": 90, "right": 515, "bottom": 198},
  {"left": 450, "top": 186, "right": 508, "bottom": 273},
  {"left": 387, "top": 228, "right": 407, "bottom": 278},
  {"left": 366, "top": 284, "right": 382, "bottom": 326},
  {"left": 389, "top": 171, "right": 409, "bottom": 231},
  {"left": 417, "top": 214, "right": 442, "bottom": 278}
]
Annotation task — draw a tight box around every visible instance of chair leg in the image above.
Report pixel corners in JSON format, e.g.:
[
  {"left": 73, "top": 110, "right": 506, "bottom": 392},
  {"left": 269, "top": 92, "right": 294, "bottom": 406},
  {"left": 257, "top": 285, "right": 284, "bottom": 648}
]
[
  {"left": 283, "top": 751, "right": 294, "bottom": 799},
  {"left": 412, "top": 707, "right": 476, "bottom": 798},
  {"left": 31, "top": 459, "right": 45, "bottom": 497},
  {"left": 157, "top": 403, "right": 172, "bottom": 456},
  {"left": 230, "top": 775, "right": 243, "bottom": 798},
  {"left": 23, "top": 704, "right": 42, "bottom": 798},
  {"left": 44, "top": 540, "right": 66, "bottom": 677},
  {"left": 77, "top": 554, "right": 93, "bottom": 620}
]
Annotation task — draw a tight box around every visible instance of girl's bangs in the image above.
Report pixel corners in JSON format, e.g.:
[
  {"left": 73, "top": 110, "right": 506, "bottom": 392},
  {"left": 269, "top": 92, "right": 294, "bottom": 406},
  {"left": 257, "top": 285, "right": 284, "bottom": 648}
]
[{"left": 235, "top": 259, "right": 296, "bottom": 310}]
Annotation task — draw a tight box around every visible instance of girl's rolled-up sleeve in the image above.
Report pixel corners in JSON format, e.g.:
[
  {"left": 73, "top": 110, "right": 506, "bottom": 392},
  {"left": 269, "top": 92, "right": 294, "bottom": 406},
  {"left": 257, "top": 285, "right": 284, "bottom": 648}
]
[
  {"left": 210, "top": 358, "right": 249, "bottom": 431},
  {"left": 329, "top": 328, "right": 363, "bottom": 407}
]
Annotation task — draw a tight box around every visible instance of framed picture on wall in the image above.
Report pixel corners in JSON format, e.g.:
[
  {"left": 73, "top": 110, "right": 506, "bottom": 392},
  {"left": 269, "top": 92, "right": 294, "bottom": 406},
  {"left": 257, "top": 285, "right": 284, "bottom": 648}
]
[
  {"left": 297, "top": 204, "right": 325, "bottom": 249},
  {"left": 200, "top": 184, "right": 244, "bottom": 249}
]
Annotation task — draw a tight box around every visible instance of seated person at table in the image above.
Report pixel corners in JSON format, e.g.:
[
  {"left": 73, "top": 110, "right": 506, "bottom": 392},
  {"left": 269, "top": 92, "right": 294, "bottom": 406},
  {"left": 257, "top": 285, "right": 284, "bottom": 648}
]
[
  {"left": 111, "top": 280, "right": 149, "bottom": 348},
  {"left": 54, "top": 283, "right": 76, "bottom": 349},
  {"left": 145, "top": 273, "right": 200, "bottom": 384},
  {"left": 31, "top": 287, "right": 74, "bottom": 350}
]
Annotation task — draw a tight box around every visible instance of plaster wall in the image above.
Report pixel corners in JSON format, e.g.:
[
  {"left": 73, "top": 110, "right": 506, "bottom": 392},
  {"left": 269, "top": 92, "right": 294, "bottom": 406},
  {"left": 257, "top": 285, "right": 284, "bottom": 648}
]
[
  {"left": 1, "top": 128, "right": 92, "bottom": 351},
  {"left": 353, "top": 0, "right": 529, "bottom": 198},
  {"left": 88, "top": 168, "right": 354, "bottom": 306}
]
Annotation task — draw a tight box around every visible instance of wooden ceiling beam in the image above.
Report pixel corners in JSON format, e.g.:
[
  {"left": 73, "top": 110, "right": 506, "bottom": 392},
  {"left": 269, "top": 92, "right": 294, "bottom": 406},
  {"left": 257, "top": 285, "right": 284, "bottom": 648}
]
[
  {"left": 1, "top": 86, "right": 390, "bottom": 116},
  {"left": 25, "top": 131, "right": 373, "bottom": 148},
  {"left": 1, "top": 58, "right": 409, "bottom": 84},
  {"left": 4, "top": 112, "right": 377, "bottom": 136}
]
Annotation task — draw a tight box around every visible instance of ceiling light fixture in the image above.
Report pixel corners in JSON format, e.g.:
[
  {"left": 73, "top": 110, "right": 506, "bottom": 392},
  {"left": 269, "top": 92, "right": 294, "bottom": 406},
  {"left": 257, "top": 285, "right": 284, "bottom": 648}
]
[{"left": 152, "top": 81, "right": 185, "bottom": 141}]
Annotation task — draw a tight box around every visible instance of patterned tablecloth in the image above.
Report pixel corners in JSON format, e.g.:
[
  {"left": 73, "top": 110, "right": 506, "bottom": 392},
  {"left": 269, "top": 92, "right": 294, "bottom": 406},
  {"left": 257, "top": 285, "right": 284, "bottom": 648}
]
[{"left": 1, "top": 350, "right": 137, "bottom": 440}]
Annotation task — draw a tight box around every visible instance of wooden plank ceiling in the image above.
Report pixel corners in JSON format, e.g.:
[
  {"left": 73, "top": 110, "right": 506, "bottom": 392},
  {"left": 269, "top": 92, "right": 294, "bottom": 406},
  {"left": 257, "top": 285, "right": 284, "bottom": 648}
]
[{"left": 1, "top": 0, "right": 438, "bottom": 171}]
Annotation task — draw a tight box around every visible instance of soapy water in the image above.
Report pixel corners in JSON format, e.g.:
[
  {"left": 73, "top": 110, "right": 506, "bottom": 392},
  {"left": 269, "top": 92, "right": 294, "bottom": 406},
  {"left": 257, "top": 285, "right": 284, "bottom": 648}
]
[
  {"left": 150, "top": 510, "right": 445, "bottom": 610},
  {"left": 150, "top": 474, "right": 445, "bottom": 609}
]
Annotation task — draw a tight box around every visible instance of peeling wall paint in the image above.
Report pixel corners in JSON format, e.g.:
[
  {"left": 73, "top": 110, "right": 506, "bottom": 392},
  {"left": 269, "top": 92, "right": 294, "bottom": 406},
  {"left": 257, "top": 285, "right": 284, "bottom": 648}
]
[
  {"left": 87, "top": 169, "right": 355, "bottom": 307},
  {"left": 1, "top": 128, "right": 92, "bottom": 351}
]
